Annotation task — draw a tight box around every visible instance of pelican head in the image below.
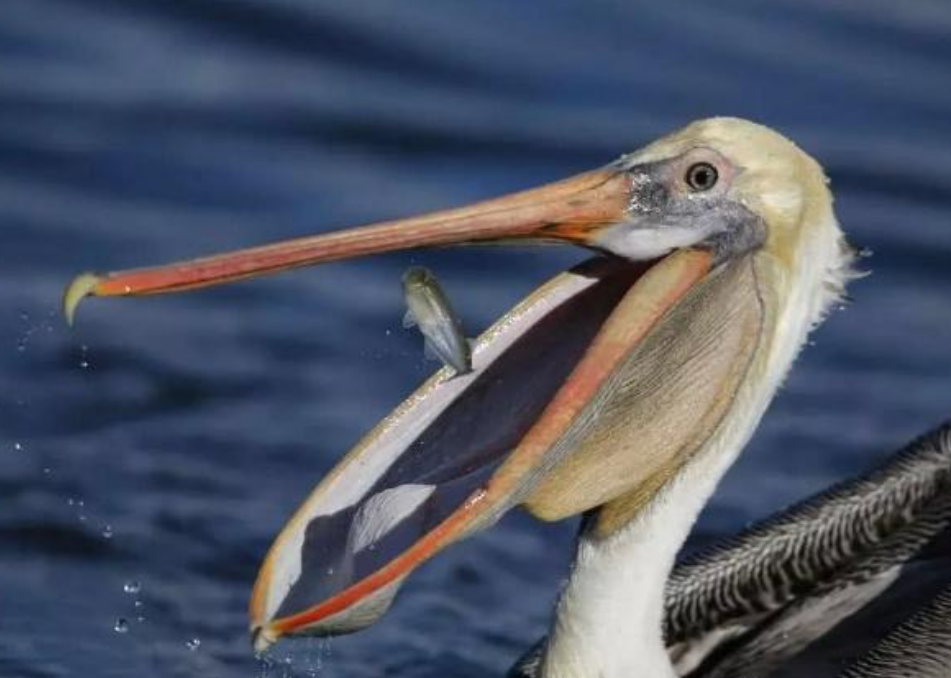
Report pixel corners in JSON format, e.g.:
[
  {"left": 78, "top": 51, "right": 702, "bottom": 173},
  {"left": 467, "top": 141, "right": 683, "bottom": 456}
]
[{"left": 65, "top": 118, "right": 854, "bottom": 668}]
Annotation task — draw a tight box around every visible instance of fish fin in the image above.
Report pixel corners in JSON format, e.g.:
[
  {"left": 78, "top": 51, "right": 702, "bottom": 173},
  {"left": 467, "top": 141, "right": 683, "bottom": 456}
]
[
  {"left": 423, "top": 338, "right": 440, "bottom": 362},
  {"left": 402, "top": 310, "right": 417, "bottom": 329}
]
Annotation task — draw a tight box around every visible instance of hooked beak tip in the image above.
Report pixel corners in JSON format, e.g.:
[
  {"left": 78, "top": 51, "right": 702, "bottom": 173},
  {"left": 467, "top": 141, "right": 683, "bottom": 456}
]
[
  {"left": 63, "top": 272, "right": 105, "bottom": 326},
  {"left": 251, "top": 624, "right": 279, "bottom": 655}
]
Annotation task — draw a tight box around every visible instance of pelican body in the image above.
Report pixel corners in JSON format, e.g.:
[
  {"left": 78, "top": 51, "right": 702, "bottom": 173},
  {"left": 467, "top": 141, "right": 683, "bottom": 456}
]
[{"left": 65, "top": 118, "right": 948, "bottom": 677}]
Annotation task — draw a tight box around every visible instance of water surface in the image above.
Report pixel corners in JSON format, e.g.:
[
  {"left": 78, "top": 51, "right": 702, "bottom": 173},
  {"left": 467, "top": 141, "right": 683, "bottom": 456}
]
[{"left": 2, "top": 1, "right": 951, "bottom": 676}]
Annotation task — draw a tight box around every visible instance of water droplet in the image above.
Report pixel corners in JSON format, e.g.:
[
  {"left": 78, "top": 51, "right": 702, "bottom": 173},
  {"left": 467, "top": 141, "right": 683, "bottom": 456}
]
[
  {"left": 79, "top": 360, "right": 90, "bottom": 369},
  {"left": 186, "top": 638, "right": 201, "bottom": 651},
  {"left": 134, "top": 599, "right": 144, "bottom": 609},
  {"left": 123, "top": 580, "right": 141, "bottom": 594},
  {"left": 13, "top": 442, "right": 23, "bottom": 452},
  {"left": 102, "top": 524, "right": 113, "bottom": 539},
  {"left": 42, "top": 467, "right": 51, "bottom": 476},
  {"left": 67, "top": 498, "right": 75, "bottom": 507},
  {"left": 114, "top": 618, "right": 129, "bottom": 634}
]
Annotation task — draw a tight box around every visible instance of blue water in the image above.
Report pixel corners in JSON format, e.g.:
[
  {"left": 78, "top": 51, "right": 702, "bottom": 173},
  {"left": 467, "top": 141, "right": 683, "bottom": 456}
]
[{"left": 2, "top": 1, "right": 951, "bottom": 676}]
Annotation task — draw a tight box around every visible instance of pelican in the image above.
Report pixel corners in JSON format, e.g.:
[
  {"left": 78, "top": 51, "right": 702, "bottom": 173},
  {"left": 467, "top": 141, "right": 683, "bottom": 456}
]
[{"left": 65, "top": 118, "right": 951, "bottom": 677}]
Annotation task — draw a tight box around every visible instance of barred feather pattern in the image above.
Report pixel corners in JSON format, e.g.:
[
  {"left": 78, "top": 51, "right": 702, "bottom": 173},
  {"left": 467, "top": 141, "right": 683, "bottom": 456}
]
[
  {"left": 665, "top": 422, "right": 951, "bottom": 647},
  {"left": 837, "top": 583, "right": 951, "bottom": 678}
]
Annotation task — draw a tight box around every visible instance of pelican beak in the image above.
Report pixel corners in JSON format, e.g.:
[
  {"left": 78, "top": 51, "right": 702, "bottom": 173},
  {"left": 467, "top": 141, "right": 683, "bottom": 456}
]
[
  {"left": 64, "top": 146, "right": 769, "bottom": 653},
  {"left": 63, "top": 168, "right": 633, "bottom": 323}
]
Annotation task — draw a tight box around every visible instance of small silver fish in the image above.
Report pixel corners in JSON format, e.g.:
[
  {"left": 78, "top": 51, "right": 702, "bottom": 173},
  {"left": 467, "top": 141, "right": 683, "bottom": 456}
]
[{"left": 401, "top": 266, "right": 472, "bottom": 375}]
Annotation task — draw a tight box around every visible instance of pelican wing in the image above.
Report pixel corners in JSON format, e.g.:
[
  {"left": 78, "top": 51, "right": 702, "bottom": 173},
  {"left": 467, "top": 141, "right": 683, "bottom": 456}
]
[
  {"left": 670, "top": 423, "right": 951, "bottom": 677},
  {"left": 837, "top": 581, "right": 951, "bottom": 678}
]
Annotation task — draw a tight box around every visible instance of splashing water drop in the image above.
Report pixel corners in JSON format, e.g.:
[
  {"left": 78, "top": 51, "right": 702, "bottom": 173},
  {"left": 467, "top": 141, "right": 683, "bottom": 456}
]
[
  {"left": 114, "top": 618, "right": 129, "bottom": 634},
  {"left": 186, "top": 638, "right": 201, "bottom": 651},
  {"left": 123, "top": 580, "right": 141, "bottom": 594},
  {"left": 72, "top": 497, "right": 87, "bottom": 523}
]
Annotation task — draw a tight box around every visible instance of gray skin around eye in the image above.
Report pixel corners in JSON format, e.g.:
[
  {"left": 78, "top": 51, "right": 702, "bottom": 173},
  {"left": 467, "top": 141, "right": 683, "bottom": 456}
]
[{"left": 595, "top": 157, "right": 766, "bottom": 264}]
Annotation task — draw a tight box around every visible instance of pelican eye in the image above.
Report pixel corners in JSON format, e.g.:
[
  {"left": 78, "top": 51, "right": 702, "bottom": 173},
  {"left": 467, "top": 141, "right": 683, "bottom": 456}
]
[{"left": 685, "top": 162, "right": 718, "bottom": 192}]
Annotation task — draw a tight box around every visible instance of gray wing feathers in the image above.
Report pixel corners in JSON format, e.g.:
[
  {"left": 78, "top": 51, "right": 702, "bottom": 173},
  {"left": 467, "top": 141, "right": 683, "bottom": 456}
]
[
  {"left": 837, "top": 582, "right": 951, "bottom": 678},
  {"left": 668, "top": 423, "right": 951, "bottom": 655}
]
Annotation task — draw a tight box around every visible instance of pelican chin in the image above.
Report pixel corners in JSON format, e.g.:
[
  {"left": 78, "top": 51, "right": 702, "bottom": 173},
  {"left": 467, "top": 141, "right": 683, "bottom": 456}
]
[{"left": 66, "top": 118, "right": 858, "bottom": 677}]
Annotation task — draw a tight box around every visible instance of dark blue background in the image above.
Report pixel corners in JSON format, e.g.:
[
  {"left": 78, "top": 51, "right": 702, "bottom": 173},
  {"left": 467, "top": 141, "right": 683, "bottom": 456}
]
[{"left": 2, "top": 1, "right": 950, "bottom": 676}]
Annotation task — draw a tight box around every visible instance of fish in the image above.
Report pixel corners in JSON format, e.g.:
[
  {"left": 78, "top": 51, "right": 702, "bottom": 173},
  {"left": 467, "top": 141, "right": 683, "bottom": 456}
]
[{"left": 401, "top": 266, "right": 472, "bottom": 375}]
